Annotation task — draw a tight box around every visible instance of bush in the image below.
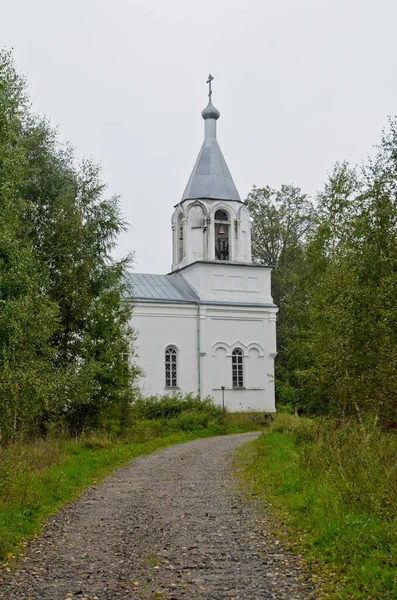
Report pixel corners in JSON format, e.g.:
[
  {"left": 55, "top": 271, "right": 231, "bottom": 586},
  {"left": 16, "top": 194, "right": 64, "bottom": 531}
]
[
  {"left": 130, "top": 393, "right": 222, "bottom": 421},
  {"left": 169, "top": 411, "right": 210, "bottom": 432},
  {"left": 121, "top": 419, "right": 168, "bottom": 443}
]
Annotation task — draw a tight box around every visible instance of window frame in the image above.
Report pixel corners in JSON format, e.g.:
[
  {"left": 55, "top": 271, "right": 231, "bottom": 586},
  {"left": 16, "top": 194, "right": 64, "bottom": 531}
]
[
  {"left": 232, "top": 348, "right": 244, "bottom": 389},
  {"left": 165, "top": 345, "right": 178, "bottom": 389}
]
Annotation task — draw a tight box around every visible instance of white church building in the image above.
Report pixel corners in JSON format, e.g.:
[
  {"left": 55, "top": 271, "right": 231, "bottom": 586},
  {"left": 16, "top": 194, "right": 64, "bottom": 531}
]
[{"left": 127, "top": 78, "right": 277, "bottom": 412}]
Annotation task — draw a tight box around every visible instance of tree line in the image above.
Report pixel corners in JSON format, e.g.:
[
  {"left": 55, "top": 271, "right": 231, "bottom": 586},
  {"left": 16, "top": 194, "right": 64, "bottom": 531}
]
[
  {"left": 246, "top": 122, "right": 397, "bottom": 425},
  {"left": 0, "top": 50, "right": 139, "bottom": 442},
  {"left": 2, "top": 48, "right": 396, "bottom": 440}
]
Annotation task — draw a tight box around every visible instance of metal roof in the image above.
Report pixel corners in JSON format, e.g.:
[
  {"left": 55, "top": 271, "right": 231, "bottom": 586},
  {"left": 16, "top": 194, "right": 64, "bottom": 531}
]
[
  {"left": 181, "top": 99, "right": 241, "bottom": 203},
  {"left": 125, "top": 271, "right": 276, "bottom": 309},
  {"left": 201, "top": 99, "right": 220, "bottom": 120},
  {"left": 181, "top": 138, "right": 241, "bottom": 202},
  {"left": 125, "top": 272, "right": 199, "bottom": 303}
]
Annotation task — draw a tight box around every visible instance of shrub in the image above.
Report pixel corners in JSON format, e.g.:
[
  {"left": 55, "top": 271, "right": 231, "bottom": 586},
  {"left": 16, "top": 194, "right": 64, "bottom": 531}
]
[
  {"left": 130, "top": 393, "right": 222, "bottom": 421},
  {"left": 169, "top": 411, "right": 210, "bottom": 432}
]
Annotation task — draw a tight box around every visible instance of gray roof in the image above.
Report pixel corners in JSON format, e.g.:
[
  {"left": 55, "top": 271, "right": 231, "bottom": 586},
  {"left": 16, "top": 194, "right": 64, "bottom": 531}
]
[
  {"left": 181, "top": 138, "right": 241, "bottom": 202},
  {"left": 125, "top": 272, "right": 199, "bottom": 303},
  {"left": 181, "top": 101, "right": 241, "bottom": 202}
]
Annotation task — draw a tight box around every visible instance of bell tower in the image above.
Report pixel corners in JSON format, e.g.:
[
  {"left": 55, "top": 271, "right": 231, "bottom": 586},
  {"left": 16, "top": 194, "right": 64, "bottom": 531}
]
[{"left": 171, "top": 75, "right": 252, "bottom": 272}]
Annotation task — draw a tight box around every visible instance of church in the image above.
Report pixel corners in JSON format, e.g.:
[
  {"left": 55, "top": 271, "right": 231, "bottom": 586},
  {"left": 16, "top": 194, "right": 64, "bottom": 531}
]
[{"left": 127, "top": 77, "right": 277, "bottom": 412}]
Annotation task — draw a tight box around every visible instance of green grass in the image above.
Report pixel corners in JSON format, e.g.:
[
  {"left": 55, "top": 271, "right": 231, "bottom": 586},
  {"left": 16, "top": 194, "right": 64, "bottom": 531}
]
[
  {"left": 0, "top": 404, "right": 263, "bottom": 564},
  {"left": 234, "top": 414, "right": 397, "bottom": 600}
]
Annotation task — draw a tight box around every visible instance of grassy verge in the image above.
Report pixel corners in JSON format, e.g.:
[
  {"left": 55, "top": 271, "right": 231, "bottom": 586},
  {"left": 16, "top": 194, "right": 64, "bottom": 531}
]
[
  {"left": 234, "top": 414, "right": 397, "bottom": 600},
  {"left": 0, "top": 399, "right": 262, "bottom": 564}
]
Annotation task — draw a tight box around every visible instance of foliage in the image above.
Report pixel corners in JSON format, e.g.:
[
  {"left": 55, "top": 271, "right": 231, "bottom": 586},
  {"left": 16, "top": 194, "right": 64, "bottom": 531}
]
[
  {"left": 304, "top": 136, "right": 397, "bottom": 422},
  {"left": 247, "top": 120, "right": 397, "bottom": 423},
  {"left": 246, "top": 184, "right": 314, "bottom": 269},
  {"left": 0, "top": 50, "right": 139, "bottom": 441},
  {"left": 235, "top": 415, "right": 397, "bottom": 599},
  {"left": 246, "top": 184, "right": 316, "bottom": 411},
  {"left": 0, "top": 50, "right": 60, "bottom": 439},
  {"left": 130, "top": 393, "right": 222, "bottom": 421}
]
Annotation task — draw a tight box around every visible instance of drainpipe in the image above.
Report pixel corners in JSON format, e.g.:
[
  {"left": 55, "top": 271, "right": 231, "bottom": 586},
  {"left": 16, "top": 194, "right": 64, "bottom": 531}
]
[{"left": 197, "top": 300, "right": 201, "bottom": 399}]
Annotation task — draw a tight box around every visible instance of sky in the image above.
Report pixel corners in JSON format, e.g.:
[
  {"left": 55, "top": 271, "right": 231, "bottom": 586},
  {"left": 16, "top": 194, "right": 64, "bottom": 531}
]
[{"left": 2, "top": 0, "right": 397, "bottom": 273}]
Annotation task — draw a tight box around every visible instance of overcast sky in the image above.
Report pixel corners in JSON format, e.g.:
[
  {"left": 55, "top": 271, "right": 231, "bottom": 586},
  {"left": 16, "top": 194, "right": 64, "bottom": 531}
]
[{"left": 2, "top": 0, "right": 397, "bottom": 273}]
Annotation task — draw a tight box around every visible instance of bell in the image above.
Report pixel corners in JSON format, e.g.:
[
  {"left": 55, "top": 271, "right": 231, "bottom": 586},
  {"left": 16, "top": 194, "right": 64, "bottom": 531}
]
[
  {"left": 179, "top": 229, "right": 183, "bottom": 240},
  {"left": 219, "top": 225, "right": 225, "bottom": 235}
]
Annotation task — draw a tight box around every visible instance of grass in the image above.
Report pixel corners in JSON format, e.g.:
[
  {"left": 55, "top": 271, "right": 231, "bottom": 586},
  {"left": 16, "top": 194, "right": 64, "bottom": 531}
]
[
  {"left": 234, "top": 413, "right": 397, "bottom": 599},
  {"left": 0, "top": 395, "right": 264, "bottom": 564}
]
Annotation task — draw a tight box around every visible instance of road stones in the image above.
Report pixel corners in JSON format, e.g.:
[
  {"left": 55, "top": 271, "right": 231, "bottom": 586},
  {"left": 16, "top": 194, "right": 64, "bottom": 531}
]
[{"left": 0, "top": 434, "right": 316, "bottom": 599}]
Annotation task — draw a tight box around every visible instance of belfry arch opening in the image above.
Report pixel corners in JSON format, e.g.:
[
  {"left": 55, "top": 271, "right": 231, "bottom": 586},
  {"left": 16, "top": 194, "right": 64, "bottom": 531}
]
[
  {"left": 214, "top": 209, "right": 230, "bottom": 261},
  {"left": 176, "top": 213, "right": 183, "bottom": 263}
]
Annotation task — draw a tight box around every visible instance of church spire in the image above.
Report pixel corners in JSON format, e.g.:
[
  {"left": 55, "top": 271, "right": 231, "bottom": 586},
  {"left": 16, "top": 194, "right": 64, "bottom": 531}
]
[{"left": 181, "top": 75, "right": 240, "bottom": 202}]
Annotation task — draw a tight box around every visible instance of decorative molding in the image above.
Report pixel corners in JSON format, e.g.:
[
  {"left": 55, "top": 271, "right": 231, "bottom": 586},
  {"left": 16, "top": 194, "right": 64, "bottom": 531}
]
[
  {"left": 187, "top": 200, "right": 209, "bottom": 217},
  {"left": 165, "top": 343, "right": 179, "bottom": 352},
  {"left": 212, "top": 342, "right": 229, "bottom": 356},
  {"left": 237, "top": 205, "right": 248, "bottom": 219},
  {"left": 209, "top": 202, "right": 235, "bottom": 220},
  {"left": 211, "top": 340, "right": 265, "bottom": 357}
]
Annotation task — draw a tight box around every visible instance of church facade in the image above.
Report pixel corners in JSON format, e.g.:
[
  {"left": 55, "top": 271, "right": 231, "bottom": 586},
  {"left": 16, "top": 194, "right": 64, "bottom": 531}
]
[{"left": 127, "top": 81, "right": 277, "bottom": 412}]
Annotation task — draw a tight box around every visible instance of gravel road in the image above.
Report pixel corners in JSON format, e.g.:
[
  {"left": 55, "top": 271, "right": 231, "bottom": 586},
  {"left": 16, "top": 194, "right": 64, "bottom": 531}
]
[{"left": 0, "top": 433, "right": 316, "bottom": 600}]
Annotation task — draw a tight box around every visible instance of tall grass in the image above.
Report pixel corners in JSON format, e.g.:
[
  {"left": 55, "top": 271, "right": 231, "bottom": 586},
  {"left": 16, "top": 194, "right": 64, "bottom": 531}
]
[{"left": 236, "top": 414, "right": 397, "bottom": 599}]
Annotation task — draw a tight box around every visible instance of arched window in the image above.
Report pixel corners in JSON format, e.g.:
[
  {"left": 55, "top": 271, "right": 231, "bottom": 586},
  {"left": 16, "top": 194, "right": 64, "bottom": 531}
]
[
  {"left": 232, "top": 348, "right": 244, "bottom": 388},
  {"left": 176, "top": 213, "right": 184, "bottom": 263},
  {"left": 165, "top": 346, "right": 178, "bottom": 388},
  {"left": 214, "top": 209, "right": 230, "bottom": 261}
]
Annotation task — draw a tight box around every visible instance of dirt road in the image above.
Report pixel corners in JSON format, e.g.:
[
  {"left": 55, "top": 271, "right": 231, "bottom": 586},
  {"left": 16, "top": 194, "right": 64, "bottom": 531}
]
[{"left": 0, "top": 433, "right": 316, "bottom": 599}]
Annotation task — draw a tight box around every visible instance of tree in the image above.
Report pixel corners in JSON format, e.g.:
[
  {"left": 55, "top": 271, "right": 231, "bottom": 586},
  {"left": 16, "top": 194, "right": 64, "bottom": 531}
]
[
  {"left": 0, "top": 50, "right": 59, "bottom": 440},
  {"left": 305, "top": 134, "right": 397, "bottom": 422},
  {"left": 0, "top": 49, "right": 140, "bottom": 438},
  {"left": 247, "top": 123, "right": 397, "bottom": 423},
  {"left": 246, "top": 184, "right": 316, "bottom": 410},
  {"left": 20, "top": 120, "right": 140, "bottom": 431}
]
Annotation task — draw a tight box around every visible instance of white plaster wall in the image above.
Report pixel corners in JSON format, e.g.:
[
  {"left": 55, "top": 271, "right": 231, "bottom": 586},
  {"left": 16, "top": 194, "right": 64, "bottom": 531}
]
[
  {"left": 132, "top": 302, "right": 199, "bottom": 397},
  {"left": 236, "top": 205, "right": 252, "bottom": 263},
  {"left": 179, "top": 262, "right": 273, "bottom": 305},
  {"left": 132, "top": 300, "right": 277, "bottom": 413},
  {"left": 132, "top": 260, "right": 277, "bottom": 412},
  {"left": 199, "top": 304, "right": 277, "bottom": 412}
]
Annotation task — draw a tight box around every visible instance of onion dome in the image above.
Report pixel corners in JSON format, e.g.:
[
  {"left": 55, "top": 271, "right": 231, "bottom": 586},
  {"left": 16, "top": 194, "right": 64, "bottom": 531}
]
[{"left": 201, "top": 101, "right": 220, "bottom": 121}]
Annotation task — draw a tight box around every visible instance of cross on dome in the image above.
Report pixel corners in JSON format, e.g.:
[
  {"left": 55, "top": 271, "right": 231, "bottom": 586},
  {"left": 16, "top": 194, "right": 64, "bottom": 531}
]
[
  {"left": 180, "top": 74, "right": 240, "bottom": 202},
  {"left": 202, "top": 74, "right": 220, "bottom": 121},
  {"left": 206, "top": 74, "right": 214, "bottom": 100}
]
